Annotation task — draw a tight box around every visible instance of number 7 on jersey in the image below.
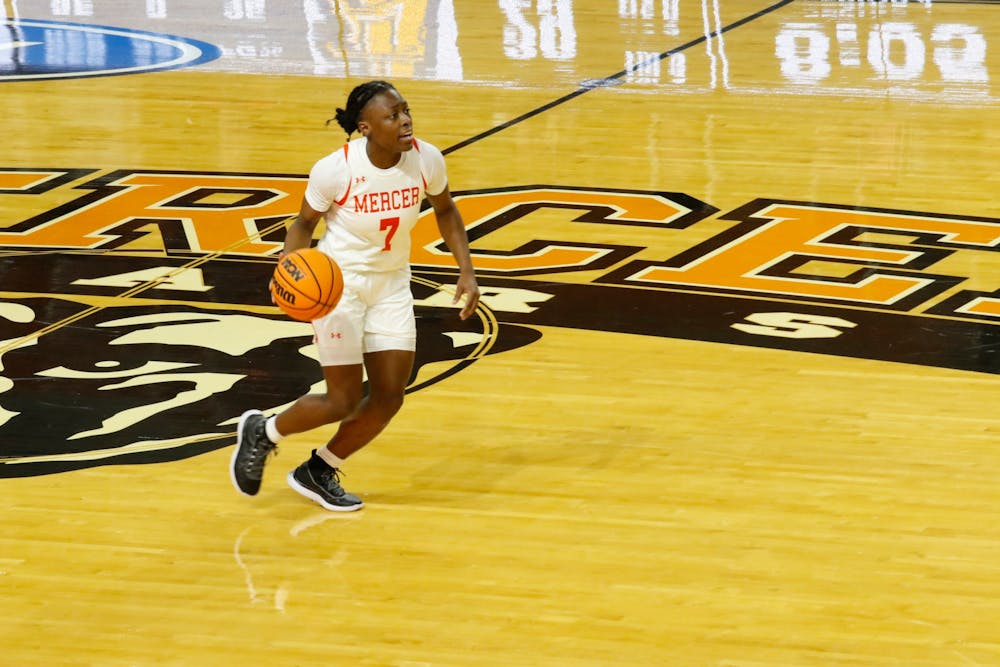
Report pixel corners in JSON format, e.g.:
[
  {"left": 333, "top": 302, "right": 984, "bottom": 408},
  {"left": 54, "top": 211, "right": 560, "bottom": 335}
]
[{"left": 379, "top": 217, "right": 400, "bottom": 252}]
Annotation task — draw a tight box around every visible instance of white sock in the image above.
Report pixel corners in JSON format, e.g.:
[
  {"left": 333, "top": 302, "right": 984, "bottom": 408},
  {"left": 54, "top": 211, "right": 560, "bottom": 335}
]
[
  {"left": 316, "top": 447, "right": 346, "bottom": 469},
  {"left": 265, "top": 416, "right": 284, "bottom": 444}
]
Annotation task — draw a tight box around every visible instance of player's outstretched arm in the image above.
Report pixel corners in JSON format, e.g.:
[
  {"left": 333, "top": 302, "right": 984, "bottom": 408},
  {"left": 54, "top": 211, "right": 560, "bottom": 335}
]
[{"left": 427, "top": 186, "right": 480, "bottom": 320}]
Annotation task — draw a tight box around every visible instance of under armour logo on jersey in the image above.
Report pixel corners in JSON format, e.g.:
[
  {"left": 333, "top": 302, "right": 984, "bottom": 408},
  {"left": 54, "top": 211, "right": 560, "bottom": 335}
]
[
  {"left": 330, "top": 332, "right": 342, "bottom": 339},
  {"left": 354, "top": 176, "right": 366, "bottom": 185}
]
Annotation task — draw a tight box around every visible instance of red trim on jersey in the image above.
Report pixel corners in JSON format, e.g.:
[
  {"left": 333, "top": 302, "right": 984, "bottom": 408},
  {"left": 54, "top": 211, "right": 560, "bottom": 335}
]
[
  {"left": 411, "top": 138, "right": 428, "bottom": 190},
  {"left": 335, "top": 143, "right": 351, "bottom": 206}
]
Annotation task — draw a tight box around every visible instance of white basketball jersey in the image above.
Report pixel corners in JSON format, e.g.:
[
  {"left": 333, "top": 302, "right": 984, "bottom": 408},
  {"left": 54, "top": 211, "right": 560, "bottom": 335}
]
[{"left": 305, "top": 136, "right": 447, "bottom": 273}]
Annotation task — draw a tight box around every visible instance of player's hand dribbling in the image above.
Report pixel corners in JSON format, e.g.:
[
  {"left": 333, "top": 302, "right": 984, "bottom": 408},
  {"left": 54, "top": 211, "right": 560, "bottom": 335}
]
[{"left": 268, "top": 251, "right": 287, "bottom": 305}]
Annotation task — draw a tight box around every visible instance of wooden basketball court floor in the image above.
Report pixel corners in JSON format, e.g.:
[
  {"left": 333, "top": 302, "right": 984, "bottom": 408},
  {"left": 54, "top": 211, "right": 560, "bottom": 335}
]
[{"left": 2, "top": 0, "right": 1000, "bottom": 664}]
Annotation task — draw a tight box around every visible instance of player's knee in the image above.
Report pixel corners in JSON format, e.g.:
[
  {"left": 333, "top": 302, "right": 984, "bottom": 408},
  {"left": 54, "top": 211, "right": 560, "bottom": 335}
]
[
  {"left": 322, "top": 386, "right": 363, "bottom": 422},
  {"left": 371, "top": 389, "right": 404, "bottom": 421}
]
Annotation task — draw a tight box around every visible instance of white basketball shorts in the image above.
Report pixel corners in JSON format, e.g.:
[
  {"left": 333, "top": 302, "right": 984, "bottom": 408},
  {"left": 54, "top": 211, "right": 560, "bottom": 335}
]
[{"left": 311, "top": 268, "right": 416, "bottom": 366}]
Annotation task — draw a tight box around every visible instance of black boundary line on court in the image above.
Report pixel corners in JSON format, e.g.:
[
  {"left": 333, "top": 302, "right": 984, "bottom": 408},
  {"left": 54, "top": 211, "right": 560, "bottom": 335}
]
[{"left": 442, "top": 0, "right": 797, "bottom": 156}]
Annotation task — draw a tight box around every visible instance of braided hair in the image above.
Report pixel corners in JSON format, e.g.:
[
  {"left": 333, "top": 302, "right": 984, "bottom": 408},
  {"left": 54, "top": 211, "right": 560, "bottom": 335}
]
[{"left": 327, "top": 80, "right": 396, "bottom": 137}]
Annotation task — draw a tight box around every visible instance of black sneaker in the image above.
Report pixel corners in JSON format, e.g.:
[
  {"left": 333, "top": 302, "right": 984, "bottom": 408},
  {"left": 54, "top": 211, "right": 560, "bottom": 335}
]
[
  {"left": 230, "top": 409, "right": 277, "bottom": 496},
  {"left": 287, "top": 450, "right": 363, "bottom": 512}
]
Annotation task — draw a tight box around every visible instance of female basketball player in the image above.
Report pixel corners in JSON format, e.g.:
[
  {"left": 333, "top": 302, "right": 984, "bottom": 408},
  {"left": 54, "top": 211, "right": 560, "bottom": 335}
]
[{"left": 231, "top": 80, "right": 480, "bottom": 511}]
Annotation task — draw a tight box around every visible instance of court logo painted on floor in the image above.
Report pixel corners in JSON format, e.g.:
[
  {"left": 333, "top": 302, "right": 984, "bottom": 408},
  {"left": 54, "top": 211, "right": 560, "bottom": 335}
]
[
  {"left": 1, "top": 169, "right": 997, "bottom": 475},
  {"left": 1, "top": 19, "right": 220, "bottom": 81}
]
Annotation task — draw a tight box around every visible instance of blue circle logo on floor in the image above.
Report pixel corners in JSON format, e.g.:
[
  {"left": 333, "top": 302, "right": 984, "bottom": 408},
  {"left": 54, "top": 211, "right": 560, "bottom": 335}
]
[{"left": 1, "top": 19, "right": 221, "bottom": 81}]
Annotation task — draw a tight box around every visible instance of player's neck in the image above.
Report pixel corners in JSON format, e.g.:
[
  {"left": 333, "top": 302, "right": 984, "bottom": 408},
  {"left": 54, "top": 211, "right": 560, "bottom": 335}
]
[{"left": 364, "top": 139, "right": 402, "bottom": 170}]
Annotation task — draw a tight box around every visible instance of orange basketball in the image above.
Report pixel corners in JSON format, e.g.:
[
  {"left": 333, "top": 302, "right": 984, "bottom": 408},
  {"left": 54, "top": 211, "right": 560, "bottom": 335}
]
[{"left": 270, "top": 248, "right": 344, "bottom": 322}]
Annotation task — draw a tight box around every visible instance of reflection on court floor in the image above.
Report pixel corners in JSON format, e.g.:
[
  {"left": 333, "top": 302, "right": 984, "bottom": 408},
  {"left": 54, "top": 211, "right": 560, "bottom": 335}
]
[{"left": 4, "top": 0, "right": 995, "bottom": 103}]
